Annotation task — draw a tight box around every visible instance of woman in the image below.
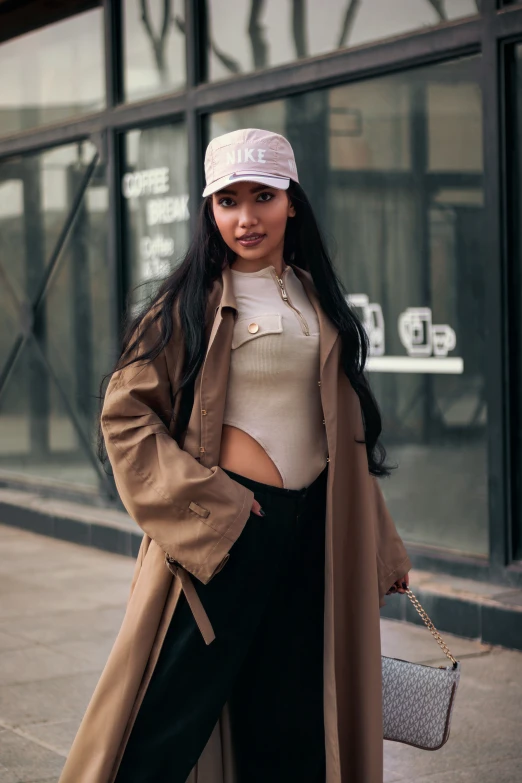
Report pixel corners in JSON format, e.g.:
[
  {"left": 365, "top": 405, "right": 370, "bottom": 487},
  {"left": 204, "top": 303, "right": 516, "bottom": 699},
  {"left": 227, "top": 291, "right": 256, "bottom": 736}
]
[{"left": 58, "top": 128, "right": 412, "bottom": 783}]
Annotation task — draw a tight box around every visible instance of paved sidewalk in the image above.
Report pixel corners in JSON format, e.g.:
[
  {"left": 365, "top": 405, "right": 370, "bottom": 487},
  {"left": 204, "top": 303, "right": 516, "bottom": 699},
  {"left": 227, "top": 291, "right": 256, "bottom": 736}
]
[{"left": 0, "top": 524, "right": 520, "bottom": 783}]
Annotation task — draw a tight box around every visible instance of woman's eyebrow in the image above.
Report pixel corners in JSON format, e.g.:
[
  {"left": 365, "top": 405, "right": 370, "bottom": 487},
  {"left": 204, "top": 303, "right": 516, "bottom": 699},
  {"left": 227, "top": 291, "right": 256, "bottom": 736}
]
[
  {"left": 250, "top": 184, "right": 273, "bottom": 193},
  {"left": 215, "top": 184, "right": 275, "bottom": 196}
]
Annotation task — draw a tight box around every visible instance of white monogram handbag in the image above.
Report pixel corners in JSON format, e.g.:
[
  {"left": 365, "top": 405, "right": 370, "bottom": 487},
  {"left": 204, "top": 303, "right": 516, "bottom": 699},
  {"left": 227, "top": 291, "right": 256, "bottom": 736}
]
[{"left": 382, "top": 587, "right": 461, "bottom": 750}]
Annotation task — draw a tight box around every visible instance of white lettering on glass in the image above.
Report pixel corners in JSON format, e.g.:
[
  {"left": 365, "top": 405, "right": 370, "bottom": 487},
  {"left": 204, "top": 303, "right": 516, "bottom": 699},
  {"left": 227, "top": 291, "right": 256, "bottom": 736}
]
[
  {"left": 146, "top": 195, "right": 190, "bottom": 226},
  {"left": 140, "top": 257, "right": 171, "bottom": 280},
  {"left": 122, "top": 167, "right": 170, "bottom": 198},
  {"left": 140, "top": 235, "right": 175, "bottom": 260}
]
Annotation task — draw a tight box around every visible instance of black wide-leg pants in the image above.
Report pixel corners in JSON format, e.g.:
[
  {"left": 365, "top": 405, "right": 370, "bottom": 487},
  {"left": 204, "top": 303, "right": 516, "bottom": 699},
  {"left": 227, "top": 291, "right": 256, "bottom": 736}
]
[{"left": 114, "top": 464, "right": 328, "bottom": 783}]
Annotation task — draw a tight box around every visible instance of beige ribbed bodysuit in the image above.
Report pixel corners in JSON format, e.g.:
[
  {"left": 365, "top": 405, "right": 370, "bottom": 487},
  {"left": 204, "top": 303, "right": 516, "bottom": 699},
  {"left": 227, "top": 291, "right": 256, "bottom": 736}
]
[{"left": 222, "top": 263, "right": 328, "bottom": 490}]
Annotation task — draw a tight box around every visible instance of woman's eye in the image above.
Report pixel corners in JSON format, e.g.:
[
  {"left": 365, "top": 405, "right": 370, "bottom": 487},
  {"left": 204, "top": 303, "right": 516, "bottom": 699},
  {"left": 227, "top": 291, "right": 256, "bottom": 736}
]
[
  {"left": 257, "top": 192, "right": 274, "bottom": 202},
  {"left": 218, "top": 197, "right": 235, "bottom": 207}
]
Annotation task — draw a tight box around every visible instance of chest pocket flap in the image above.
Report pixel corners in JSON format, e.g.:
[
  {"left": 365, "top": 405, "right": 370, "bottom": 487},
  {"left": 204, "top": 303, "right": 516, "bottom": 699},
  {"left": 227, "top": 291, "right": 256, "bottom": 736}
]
[{"left": 232, "top": 313, "right": 283, "bottom": 350}]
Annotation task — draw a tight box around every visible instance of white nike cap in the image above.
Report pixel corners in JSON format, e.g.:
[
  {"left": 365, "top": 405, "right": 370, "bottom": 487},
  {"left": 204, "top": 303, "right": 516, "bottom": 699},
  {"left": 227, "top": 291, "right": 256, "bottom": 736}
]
[{"left": 202, "top": 127, "right": 299, "bottom": 198}]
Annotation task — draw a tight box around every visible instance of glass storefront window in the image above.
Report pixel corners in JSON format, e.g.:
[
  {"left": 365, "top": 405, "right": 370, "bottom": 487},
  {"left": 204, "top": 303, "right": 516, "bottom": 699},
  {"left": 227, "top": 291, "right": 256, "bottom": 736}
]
[
  {"left": 206, "top": 0, "right": 479, "bottom": 82},
  {"left": 209, "top": 55, "right": 487, "bottom": 557},
  {"left": 122, "top": 124, "right": 189, "bottom": 310},
  {"left": 123, "top": 0, "right": 186, "bottom": 103},
  {"left": 0, "top": 142, "right": 110, "bottom": 490},
  {"left": 0, "top": 10, "right": 104, "bottom": 136}
]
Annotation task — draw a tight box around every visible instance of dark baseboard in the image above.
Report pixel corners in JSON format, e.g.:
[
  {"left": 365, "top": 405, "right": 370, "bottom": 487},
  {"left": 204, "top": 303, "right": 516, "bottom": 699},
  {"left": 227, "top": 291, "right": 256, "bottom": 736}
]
[{"left": 0, "top": 498, "right": 143, "bottom": 559}]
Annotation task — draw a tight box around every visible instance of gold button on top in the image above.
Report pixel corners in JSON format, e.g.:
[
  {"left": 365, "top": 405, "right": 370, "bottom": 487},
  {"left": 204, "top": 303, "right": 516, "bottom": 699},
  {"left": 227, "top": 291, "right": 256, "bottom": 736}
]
[{"left": 248, "top": 322, "right": 259, "bottom": 334}]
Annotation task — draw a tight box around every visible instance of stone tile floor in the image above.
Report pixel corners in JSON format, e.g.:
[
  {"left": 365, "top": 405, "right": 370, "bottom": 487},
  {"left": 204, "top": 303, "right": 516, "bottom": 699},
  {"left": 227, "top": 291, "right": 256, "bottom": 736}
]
[{"left": 0, "top": 523, "right": 520, "bottom": 783}]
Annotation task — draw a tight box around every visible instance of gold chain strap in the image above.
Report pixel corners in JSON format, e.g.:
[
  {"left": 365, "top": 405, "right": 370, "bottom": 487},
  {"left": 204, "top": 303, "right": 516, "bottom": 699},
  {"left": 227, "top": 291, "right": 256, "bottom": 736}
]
[{"left": 405, "top": 588, "right": 458, "bottom": 666}]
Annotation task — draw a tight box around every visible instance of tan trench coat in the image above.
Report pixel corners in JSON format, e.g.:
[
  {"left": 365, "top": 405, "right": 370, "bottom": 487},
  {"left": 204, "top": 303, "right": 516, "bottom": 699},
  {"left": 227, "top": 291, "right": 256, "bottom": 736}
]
[{"left": 58, "top": 262, "right": 412, "bottom": 783}]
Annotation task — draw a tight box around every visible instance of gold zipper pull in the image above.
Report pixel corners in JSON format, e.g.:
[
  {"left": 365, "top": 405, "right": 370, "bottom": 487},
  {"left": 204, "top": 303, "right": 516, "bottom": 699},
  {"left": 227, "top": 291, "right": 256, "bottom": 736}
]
[
  {"left": 271, "top": 268, "right": 310, "bottom": 336},
  {"left": 276, "top": 277, "right": 288, "bottom": 300}
]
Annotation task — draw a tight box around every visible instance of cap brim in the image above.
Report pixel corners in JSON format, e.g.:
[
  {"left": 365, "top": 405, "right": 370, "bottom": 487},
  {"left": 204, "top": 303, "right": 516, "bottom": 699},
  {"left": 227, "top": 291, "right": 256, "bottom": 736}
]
[{"left": 202, "top": 172, "right": 290, "bottom": 198}]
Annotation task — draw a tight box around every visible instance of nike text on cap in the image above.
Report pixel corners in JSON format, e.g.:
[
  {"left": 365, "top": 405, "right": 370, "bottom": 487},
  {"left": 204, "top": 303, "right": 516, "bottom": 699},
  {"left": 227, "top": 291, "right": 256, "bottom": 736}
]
[{"left": 202, "top": 128, "right": 299, "bottom": 198}]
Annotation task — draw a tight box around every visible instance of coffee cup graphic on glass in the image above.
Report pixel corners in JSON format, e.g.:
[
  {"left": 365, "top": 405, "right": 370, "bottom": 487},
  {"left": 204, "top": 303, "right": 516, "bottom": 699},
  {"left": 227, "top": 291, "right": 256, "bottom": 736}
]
[
  {"left": 432, "top": 325, "right": 456, "bottom": 356},
  {"left": 398, "top": 308, "right": 433, "bottom": 357},
  {"left": 347, "top": 294, "right": 385, "bottom": 356}
]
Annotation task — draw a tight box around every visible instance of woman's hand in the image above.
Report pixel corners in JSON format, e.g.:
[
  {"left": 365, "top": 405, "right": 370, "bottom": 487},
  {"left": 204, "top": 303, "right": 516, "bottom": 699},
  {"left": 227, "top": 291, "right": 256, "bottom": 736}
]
[
  {"left": 251, "top": 497, "right": 265, "bottom": 517},
  {"left": 385, "top": 571, "right": 409, "bottom": 595}
]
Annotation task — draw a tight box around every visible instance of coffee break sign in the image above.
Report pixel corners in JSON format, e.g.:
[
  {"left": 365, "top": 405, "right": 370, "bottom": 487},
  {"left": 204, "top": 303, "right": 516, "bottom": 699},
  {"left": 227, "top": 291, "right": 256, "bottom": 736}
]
[{"left": 122, "top": 167, "right": 189, "bottom": 277}]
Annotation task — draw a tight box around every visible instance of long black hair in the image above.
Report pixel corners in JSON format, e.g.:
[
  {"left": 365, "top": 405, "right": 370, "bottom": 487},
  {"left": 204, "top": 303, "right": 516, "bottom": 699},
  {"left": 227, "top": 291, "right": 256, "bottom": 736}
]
[{"left": 96, "top": 181, "right": 395, "bottom": 478}]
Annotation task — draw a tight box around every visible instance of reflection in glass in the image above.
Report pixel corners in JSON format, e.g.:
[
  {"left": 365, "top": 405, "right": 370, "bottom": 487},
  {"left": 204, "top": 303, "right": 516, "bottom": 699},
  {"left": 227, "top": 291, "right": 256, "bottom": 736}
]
[
  {"left": 0, "top": 339, "right": 101, "bottom": 488},
  {"left": 210, "top": 55, "right": 487, "bottom": 556},
  {"left": 0, "top": 10, "right": 104, "bottom": 136},
  {"left": 206, "top": 0, "right": 479, "bottom": 82},
  {"left": 0, "top": 286, "right": 18, "bottom": 375},
  {"left": 123, "top": 124, "right": 189, "bottom": 310},
  {"left": 0, "top": 144, "right": 110, "bottom": 490},
  {"left": 0, "top": 143, "right": 102, "bottom": 305},
  {"left": 123, "top": 0, "right": 186, "bottom": 102}
]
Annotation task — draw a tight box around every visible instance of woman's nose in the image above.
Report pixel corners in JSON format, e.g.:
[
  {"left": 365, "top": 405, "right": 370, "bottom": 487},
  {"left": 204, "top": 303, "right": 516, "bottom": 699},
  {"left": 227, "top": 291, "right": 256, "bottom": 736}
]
[{"left": 238, "top": 207, "right": 258, "bottom": 228}]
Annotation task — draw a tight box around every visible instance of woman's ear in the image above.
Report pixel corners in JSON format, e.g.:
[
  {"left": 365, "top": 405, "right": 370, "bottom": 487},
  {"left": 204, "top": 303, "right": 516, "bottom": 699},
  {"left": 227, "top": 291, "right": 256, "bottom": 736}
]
[{"left": 287, "top": 198, "right": 296, "bottom": 218}]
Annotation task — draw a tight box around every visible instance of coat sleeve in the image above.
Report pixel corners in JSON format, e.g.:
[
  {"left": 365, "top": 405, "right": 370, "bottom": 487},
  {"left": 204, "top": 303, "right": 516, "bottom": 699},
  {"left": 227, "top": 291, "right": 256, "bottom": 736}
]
[
  {"left": 100, "top": 302, "right": 255, "bottom": 585},
  {"left": 372, "top": 476, "right": 413, "bottom": 608}
]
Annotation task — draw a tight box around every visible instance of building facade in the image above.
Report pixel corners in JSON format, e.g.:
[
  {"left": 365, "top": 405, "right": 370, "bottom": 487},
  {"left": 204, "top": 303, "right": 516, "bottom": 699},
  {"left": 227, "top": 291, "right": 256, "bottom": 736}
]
[{"left": 1, "top": 0, "right": 521, "bottom": 592}]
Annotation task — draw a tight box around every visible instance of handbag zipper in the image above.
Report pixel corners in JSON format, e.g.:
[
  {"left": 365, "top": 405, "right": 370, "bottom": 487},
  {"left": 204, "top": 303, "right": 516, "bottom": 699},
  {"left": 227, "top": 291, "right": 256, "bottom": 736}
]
[{"left": 270, "top": 267, "right": 311, "bottom": 336}]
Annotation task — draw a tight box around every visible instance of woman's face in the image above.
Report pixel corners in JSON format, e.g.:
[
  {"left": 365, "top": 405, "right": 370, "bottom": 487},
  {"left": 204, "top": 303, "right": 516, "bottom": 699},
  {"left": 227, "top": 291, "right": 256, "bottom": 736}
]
[{"left": 211, "top": 180, "right": 295, "bottom": 266}]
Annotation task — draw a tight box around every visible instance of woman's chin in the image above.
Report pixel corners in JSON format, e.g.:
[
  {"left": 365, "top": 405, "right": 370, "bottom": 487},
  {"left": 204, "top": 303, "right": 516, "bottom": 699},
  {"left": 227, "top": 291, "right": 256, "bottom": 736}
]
[{"left": 235, "top": 244, "right": 279, "bottom": 263}]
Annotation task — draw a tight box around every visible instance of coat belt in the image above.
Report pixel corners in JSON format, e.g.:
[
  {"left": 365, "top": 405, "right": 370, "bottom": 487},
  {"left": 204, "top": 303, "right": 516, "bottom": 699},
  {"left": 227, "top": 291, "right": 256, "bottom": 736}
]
[{"left": 165, "top": 556, "right": 216, "bottom": 645}]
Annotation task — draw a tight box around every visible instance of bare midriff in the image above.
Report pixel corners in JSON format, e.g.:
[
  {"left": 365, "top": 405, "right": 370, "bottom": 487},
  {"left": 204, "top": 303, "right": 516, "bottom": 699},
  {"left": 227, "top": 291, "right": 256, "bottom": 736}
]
[{"left": 218, "top": 424, "right": 284, "bottom": 488}]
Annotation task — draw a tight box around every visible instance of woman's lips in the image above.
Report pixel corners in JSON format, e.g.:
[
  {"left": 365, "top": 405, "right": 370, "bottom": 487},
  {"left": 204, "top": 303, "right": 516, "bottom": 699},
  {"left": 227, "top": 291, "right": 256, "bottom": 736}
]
[{"left": 237, "top": 233, "right": 265, "bottom": 247}]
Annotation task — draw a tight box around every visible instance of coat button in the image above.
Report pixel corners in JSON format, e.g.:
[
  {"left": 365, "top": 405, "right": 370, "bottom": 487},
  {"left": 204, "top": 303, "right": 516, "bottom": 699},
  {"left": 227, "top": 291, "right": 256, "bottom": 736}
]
[
  {"left": 201, "top": 409, "right": 207, "bottom": 415},
  {"left": 326, "top": 457, "right": 330, "bottom": 462},
  {"left": 317, "top": 380, "right": 321, "bottom": 386},
  {"left": 322, "top": 418, "right": 326, "bottom": 425},
  {"left": 248, "top": 322, "right": 259, "bottom": 334},
  {"left": 199, "top": 447, "right": 205, "bottom": 453}
]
